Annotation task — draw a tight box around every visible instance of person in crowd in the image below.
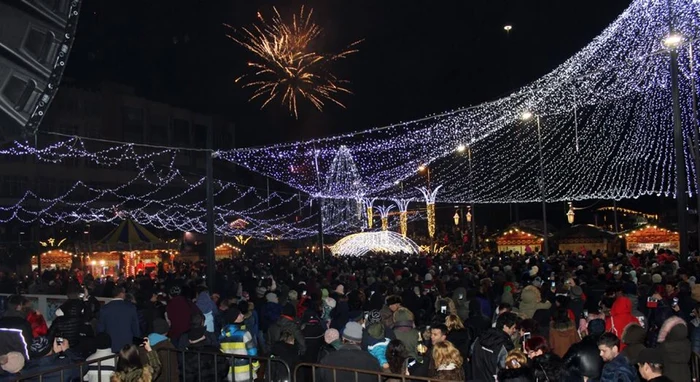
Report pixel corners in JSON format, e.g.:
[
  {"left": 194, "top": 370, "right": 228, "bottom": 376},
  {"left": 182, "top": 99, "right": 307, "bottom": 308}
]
[
  {"left": 97, "top": 287, "right": 140, "bottom": 353},
  {"left": 220, "top": 306, "right": 259, "bottom": 382},
  {"left": 518, "top": 285, "right": 551, "bottom": 319},
  {"left": 317, "top": 328, "right": 342, "bottom": 362},
  {"left": 620, "top": 323, "right": 646, "bottom": 364},
  {"left": 0, "top": 351, "right": 25, "bottom": 378},
  {"left": 267, "top": 303, "right": 306, "bottom": 356},
  {"left": 470, "top": 311, "right": 518, "bottom": 381},
  {"left": 381, "top": 296, "right": 402, "bottom": 329},
  {"left": 636, "top": 348, "right": 673, "bottom": 382},
  {"left": 20, "top": 337, "right": 84, "bottom": 380},
  {"left": 606, "top": 296, "right": 640, "bottom": 345},
  {"left": 165, "top": 286, "right": 200, "bottom": 344},
  {"left": 497, "top": 350, "right": 532, "bottom": 382},
  {"left": 690, "top": 303, "right": 700, "bottom": 354},
  {"left": 445, "top": 314, "right": 472, "bottom": 357},
  {"left": 562, "top": 335, "right": 604, "bottom": 382},
  {"left": 597, "top": 332, "right": 638, "bottom": 382},
  {"left": 269, "top": 330, "right": 300, "bottom": 382},
  {"left": 430, "top": 341, "right": 465, "bottom": 381},
  {"left": 392, "top": 307, "right": 419, "bottom": 359},
  {"left": 260, "top": 292, "right": 282, "bottom": 336},
  {"left": 240, "top": 301, "right": 263, "bottom": 351},
  {"left": 195, "top": 286, "right": 217, "bottom": 333},
  {"left": 111, "top": 338, "right": 161, "bottom": 382},
  {"left": 657, "top": 316, "right": 691, "bottom": 382},
  {"left": 525, "top": 336, "right": 563, "bottom": 382},
  {"left": 430, "top": 324, "right": 447, "bottom": 345},
  {"left": 143, "top": 318, "right": 178, "bottom": 382},
  {"left": 317, "top": 322, "right": 381, "bottom": 382},
  {"left": 25, "top": 303, "right": 48, "bottom": 339},
  {"left": 385, "top": 340, "right": 411, "bottom": 382},
  {"left": 549, "top": 307, "right": 579, "bottom": 358},
  {"left": 0, "top": 295, "right": 33, "bottom": 353},
  {"left": 300, "top": 309, "right": 325, "bottom": 364},
  {"left": 49, "top": 288, "right": 95, "bottom": 358},
  {"left": 366, "top": 319, "right": 390, "bottom": 369},
  {"left": 181, "top": 321, "right": 228, "bottom": 382},
  {"left": 177, "top": 312, "right": 217, "bottom": 350},
  {"left": 84, "top": 333, "right": 116, "bottom": 382}
]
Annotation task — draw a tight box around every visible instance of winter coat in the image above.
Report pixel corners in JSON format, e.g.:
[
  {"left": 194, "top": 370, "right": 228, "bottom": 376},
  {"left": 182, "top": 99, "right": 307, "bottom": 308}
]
[
  {"left": 549, "top": 321, "right": 580, "bottom": 358},
  {"left": 111, "top": 350, "right": 162, "bottom": 382},
  {"left": 301, "top": 321, "right": 326, "bottom": 364},
  {"left": 98, "top": 299, "right": 141, "bottom": 353},
  {"left": 367, "top": 337, "right": 390, "bottom": 367},
  {"left": 470, "top": 328, "right": 515, "bottom": 382},
  {"left": 260, "top": 302, "right": 282, "bottom": 332},
  {"left": 220, "top": 323, "right": 260, "bottom": 382},
  {"left": 269, "top": 341, "right": 300, "bottom": 382},
  {"left": 431, "top": 363, "right": 465, "bottom": 381},
  {"left": 531, "top": 353, "right": 564, "bottom": 382},
  {"left": 165, "top": 296, "right": 199, "bottom": 341},
  {"left": 0, "top": 309, "right": 33, "bottom": 354},
  {"left": 657, "top": 316, "right": 691, "bottom": 382},
  {"left": 518, "top": 286, "right": 552, "bottom": 319},
  {"left": 563, "top": 337, "right": 603, "bottom": 381},
  {"left": 267, "top": 315, "right": 306, "bottom": 355},
  {"left": 620, "top": 324, "right": 646, "bottom": 364},
  {"left": 451, "top": 287, "right": 470, "bottom": 322},
  {"left": 181, "top": 340, "right": 229, "bottom": 382},
  {"left": 19, "top": 349, "right": 84, "bottom": 382},
  {"left": 447, "top": 328, "right": 473, "bottom": 376},
  {"left": 497, "top": 366, "right": 533, "bottom": 382},
  {"left": 393, "top": 323, "right": 419, "bottom": 359},
  {"left": 599, "top": 354, "right": 638, "bottom": 382},
  {"left": 605, "top": 297, "right": 639, "bottom": 345},
  {"left": 316, "top": 341, "right": 340, "bottom": 363},
  {"left": 316, "top": 343, "right": 382, "bottom": 382},
  {"left": 691, "top": 319, "right": 700, "bottom": 354},
  {"left": 380, "top": 306, "right": 395, "bottom": 329},
  {"left": 148, "top": 338, "right": 179, "bottom": 382},
  {"left": 26, "top": 311, "right": 48, "bottom": 338}
]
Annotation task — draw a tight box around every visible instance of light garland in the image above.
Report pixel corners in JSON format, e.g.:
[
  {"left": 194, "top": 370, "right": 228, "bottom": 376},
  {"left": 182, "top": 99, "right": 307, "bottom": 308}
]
[
  {"left": 217, "top": 0, "right": 700, "bottom": 204},
  {"left": 330, "top": 231, "right": 420, "bottom": 257},
  {"left": 364, "top": 197, "right": 377, "bottom": 229},
  {"left": 393, "top": 199, "right": 411, "bottom": 237},
  {"left": 596, "top": 206, "right": 659, "bottom": 220},
  {"left": 376, "top": 204, "right": 395, "bottom": 231}
]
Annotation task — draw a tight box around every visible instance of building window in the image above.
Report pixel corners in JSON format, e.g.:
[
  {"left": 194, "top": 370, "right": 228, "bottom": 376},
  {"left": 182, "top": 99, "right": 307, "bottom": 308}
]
[{"left": 172, "top": 119, "right": 190, "bottom": 145}]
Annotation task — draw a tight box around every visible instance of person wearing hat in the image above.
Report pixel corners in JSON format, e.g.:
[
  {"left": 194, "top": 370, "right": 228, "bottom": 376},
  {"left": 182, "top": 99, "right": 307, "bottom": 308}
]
[
  {"left": 300, "top": 309, "right": 325, "bottom": 365},
  {"left": 636, "top": 348, "right": 672, "bottom": 382},
  {"left": 259, "top": 292, "right": 282, "bottom": 337},
  {"left": 317, "top": 322, "right": 382, "bottom": 382},
  {"left": 366, "top": 321, "right": 390, "bottom": 369},
  {"left": 0, "top": 351, "right": 24, "bottom": 376},
  {"left": 84, "top": 333, "right": 115, "bottom": 382},
  {"left": 164, "top": 285, "right": 199, "bottom": 346},
  {"left": 142, "top": 318, "right": 178, "bottom": 382},
  {"left": 317, "top": 329, "right": 342, "bottom": 362},
  {"left": 220, "top": 306, "right": 260, "bottom": 382},
  {"left": 380, "top": 295, "right": 402, "bottom": 329},
  {"left": 267, "top": 303, "right": 306, "bottom": 356}
]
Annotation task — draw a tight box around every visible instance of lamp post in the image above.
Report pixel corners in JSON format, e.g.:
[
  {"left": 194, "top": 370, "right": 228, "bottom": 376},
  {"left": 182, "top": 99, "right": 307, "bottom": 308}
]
[
  {"left": 567, "top": 202, "right": 575, "bottom": 225},
  {"left": 521, "top": 111, "right": 549, "bottom": 256},
  {"left": 663, "top": 31, "right": 688, "bottom": 254},
  {"left": 453, "top": 210, "right": 460, "bottom": 227}
]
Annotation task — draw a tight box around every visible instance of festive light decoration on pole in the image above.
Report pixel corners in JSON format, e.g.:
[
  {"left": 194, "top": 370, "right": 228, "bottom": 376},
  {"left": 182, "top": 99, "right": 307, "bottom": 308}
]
[
  {"left": 418, "top": 185, "right": 442, "bottom": 239},
  {"left": 453, "top": 210, "right": 460, "bottom": 226},
  {"left": 364, "top": 197, "right": 377, "bottom": 229},
  {"left": 376, "top": 204, "right": 395, "bottom": 231},
  {"left": 466, "top": 206, "right": 472, "bottom": 223},
  {"left": 392, "top": 199, "right": 411, "bottom": 237},
  {"left": 217, "top": 0, "right": 700, "bottom": 205},
  {"left": 330, "top": 231, "right": 420, "bottom": 257}
]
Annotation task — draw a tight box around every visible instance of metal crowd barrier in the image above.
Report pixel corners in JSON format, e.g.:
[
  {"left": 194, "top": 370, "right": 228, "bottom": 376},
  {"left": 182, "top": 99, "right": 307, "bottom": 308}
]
[
  {"left": 691, "top": 351, "right": 700, "bottom": 382},
  {"left": 11, "top": 354, "right": 116, "bottom": 382},
  {"left": 294, "top": 362, "right": 464, "bottom": 382}
]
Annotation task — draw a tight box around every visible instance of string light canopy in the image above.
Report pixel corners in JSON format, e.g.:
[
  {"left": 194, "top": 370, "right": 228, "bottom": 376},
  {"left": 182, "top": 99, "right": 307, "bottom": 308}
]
[
  {"left": 330, "top": 231, "right": 420, "bottom": 257},
  {"left": 218, "top": 0, "right": 700, "bottom": 204}
]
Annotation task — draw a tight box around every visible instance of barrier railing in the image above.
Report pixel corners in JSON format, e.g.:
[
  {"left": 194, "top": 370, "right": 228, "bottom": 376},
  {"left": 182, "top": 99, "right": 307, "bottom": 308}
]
[
  {"left": 12, "top": 354, "right": 116, "bottom": 382},
  {"left": 691, "top": 351, "right": 700, "bottom": 382},
  {"left": 294, "top": 362, "right": 464, "bottom": 382},
  {"left": 162, "top": 348, "right": 291, "bottom": 382}
]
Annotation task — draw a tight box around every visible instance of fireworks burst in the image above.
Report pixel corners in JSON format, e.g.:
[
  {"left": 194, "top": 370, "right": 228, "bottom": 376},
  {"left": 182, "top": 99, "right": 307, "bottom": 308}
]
[{"left": 225, "top": 6, "right": 360, "bottom": 118}]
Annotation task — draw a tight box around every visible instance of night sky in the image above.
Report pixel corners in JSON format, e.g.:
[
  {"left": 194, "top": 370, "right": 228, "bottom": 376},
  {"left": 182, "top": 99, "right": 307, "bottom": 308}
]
[{"left": 65, "top": 0, "right": 632, "bottom": 148}]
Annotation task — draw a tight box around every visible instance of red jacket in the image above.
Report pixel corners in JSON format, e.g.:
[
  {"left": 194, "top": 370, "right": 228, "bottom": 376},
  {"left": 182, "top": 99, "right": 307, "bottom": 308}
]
[
  {"left": 27, "top": 310, "right": 48, "bottom": 337},
  {"left": 605, "top": 297, "right": 639, "bottom": 349}
]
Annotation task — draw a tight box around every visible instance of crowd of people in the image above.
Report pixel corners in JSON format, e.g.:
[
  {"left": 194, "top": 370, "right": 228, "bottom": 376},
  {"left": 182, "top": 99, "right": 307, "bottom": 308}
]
[{"left": 0, "top": 247, "right": 696, "bottom": 382}]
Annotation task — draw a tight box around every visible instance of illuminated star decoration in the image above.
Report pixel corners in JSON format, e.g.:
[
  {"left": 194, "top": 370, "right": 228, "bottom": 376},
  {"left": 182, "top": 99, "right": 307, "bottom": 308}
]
[{"left": 225, "top": 6, "right": 361, "bottom": 118}]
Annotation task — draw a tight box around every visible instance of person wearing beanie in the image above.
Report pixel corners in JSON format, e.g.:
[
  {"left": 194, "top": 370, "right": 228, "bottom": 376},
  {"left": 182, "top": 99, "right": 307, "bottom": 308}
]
[
  {"left": 84, "top": 333, "right": 115, "bottom": 382},
  {"left": 142, "top": 318, "right": 179, "bottom": 382},
  {"left": 260, "top": 292, "right": 282, "bottom": 337},
  {"left": 321, "top": 297, "right": 336, "bottom": 327},
  {"left": 267, "top": 303, "right": 306, "bottom": 356},
  {"left": 335, "top": 284, "right": 345, "bottom": 296},
  {"left": 181, "top": 320, "right": 228, "bottom": 382},
  {"left": 220, "top": 306, "right": 260, "bottom": 382},
  {"left": 365, "top": 322, "right": 390, "bottom": 369},
  {"left": 300, "top": 309, "right": 325, "bottom": 365},
  {"left": 391, "top": 307, "right": 419, "bottom": 359},
  {"left": 0, "top": 351, "right": 24, "bottom": 375},
  {"left": 317, "top": 328, "right": 341, "bottom": 362},
  {"left": 317, "top": 322, "right": 382, "bottom": 382}
]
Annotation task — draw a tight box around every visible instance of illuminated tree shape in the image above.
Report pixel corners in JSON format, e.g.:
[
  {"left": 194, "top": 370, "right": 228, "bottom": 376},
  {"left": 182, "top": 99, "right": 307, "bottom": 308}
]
[
  {"left": 363, "top": 197, "right": 378, "bottom": 229},
  {"left": 322, "top": 146, "right": 363, "bottom": 232},
  {"left": 376, "top": 204, "right": 395, "bottom": 231},
  {"left": 418, "top": 185, "right": 442, "bottom": 239},
  {"left": 330, "top": 231, "right": 420, "bottom": 257},
  {"left": 392, "top": 199, "right": 412, "bottom": 237}
]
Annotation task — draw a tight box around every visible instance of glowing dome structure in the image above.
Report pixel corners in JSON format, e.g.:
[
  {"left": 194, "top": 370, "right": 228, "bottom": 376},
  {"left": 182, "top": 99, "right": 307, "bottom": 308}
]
[{"left": 330, "top": 231, "right": 420, "bottom": 257}]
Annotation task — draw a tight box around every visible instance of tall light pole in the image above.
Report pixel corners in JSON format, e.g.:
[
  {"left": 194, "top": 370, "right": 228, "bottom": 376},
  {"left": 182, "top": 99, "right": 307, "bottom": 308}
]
[
  {"left": 521, "top": 111, "right": 549, "bottom": 256},
  {"left": 663, "top": 31, "right": 688, "bottom": 254}
]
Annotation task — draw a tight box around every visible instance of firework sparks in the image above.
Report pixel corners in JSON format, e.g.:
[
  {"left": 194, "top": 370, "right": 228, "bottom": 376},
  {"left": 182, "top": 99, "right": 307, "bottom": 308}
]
[{"left": 225, "top": 6, "right": 360, "bottom": 118}]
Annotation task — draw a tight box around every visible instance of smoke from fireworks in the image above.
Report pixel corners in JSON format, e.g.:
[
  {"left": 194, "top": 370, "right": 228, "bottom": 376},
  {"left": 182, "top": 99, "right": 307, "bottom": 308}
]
[{"left": 225, "top": 6, "right": 360, "bottom": 118}]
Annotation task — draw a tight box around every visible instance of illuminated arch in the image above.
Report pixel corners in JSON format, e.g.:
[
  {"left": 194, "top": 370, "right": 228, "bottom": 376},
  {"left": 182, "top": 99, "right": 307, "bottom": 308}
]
[{"left": 330, "top": 231, "right": 420, "bottom": 257}]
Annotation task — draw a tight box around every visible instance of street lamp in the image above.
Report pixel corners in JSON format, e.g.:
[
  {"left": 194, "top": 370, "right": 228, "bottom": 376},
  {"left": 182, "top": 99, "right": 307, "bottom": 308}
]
[
  {"left": 453, "top": 211, "right": 460, "bottom": 226},
  {"left": 662, "top": 31, "right": 689, "bottom": 254},
  {"left": 504, "top": 25, "right": 513, "bottom": 33},
  {"left": 456, "top": 144, "right": 466, "bottom": 153},
  {"left": 466, "top": 208, "right": 472, "bottom": 223},
  {"left": 521, "top": 111, "right": 549, "bottom": 257},
  {"left": 567, "top": 202, "right": 575, "bottom": 225}
]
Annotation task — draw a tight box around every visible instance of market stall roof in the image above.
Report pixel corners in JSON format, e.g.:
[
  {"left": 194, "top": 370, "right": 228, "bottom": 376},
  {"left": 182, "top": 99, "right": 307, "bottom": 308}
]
[
  {"left": 99, "top": 219, "right": 161, "bottom": 245},
  {"left": 491, "top": 220, "right": 555, "bottom": 239},
  {"left": 556, "top": 224, "right": 617, "bottom": 240}
]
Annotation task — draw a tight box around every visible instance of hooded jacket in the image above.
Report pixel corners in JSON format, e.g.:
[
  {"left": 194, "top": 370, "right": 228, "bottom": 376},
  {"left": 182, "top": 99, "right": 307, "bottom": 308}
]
[
  {"left": 518, "top": 286, "right": 551, "bottom": 319},
  {"left": 620, "top": 324, "right": 645, "bottom": 364},
  {"left": 470, "top": 328, "right": 514, "bottom": 382},
  {"left": 549, "top": 320, "right": 579, "bottom": 358},
  {"left": 267, "top": 315, "right": 306, "bottom": 356},
  {"left": 658, "top": 316, "right": 691, "bottom": 382},
  {"left": 605, "top": 297, "right": 639, "bottom": 346},
  {"left": 111, "top": 350, "right": 162, "bottom": 382}
]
